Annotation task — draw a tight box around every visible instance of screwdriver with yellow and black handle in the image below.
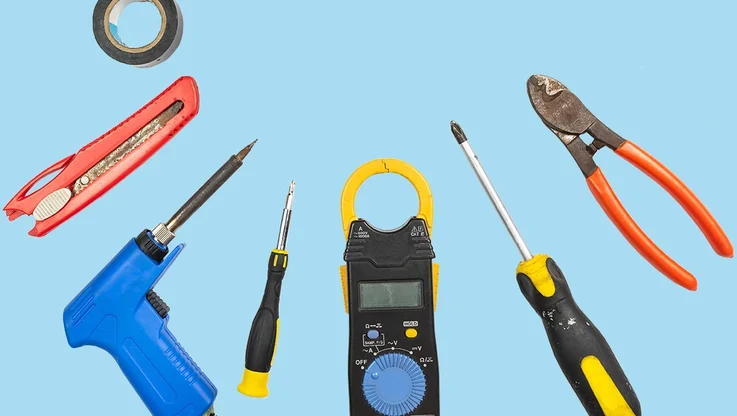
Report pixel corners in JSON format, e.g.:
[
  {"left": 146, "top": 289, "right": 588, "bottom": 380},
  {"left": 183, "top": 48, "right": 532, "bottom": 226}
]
[
  {"left": 238, "top": 181, "right": 295, "bottom": 398},
  {"left": 450, "top": 121, "right": 641, "bottom": 416}
]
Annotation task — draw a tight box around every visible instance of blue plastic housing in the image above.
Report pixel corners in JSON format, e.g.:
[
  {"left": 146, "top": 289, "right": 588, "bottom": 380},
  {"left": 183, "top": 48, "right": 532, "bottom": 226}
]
[{"left": 63, "top": 239, "right": 217, "bottom": 416}]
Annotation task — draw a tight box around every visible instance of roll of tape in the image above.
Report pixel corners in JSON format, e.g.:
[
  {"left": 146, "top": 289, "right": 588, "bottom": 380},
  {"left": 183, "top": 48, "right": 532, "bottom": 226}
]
[{"left": 93, "top": 0, "right": 183, "bottom": 68}]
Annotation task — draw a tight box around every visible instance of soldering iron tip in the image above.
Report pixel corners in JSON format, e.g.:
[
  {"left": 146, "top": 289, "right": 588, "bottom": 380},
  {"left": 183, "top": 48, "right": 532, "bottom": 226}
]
[
  {"left": 450, "top": 120, "right": 468, "bottom": 144},
  {"left": 236, "top": 139, "right": 258, "bottom": 161}
]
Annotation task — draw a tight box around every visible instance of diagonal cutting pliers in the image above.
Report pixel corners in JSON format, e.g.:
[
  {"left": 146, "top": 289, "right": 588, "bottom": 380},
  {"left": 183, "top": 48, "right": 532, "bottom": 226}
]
[{"left": 527, "top": 74, "right": 732, "bottom": 291}]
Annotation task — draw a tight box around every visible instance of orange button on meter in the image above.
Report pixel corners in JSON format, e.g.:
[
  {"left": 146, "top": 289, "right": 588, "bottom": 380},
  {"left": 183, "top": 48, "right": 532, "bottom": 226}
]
[{"left": 405, "top": 328, "right": 418, "bottom": 339}]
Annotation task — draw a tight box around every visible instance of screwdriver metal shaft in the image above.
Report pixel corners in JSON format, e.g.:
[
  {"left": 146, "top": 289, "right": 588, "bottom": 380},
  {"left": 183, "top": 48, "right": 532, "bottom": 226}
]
[
  {"left": 451, "top": 121, "right": 532, "bottom": 260},
  {"left": 276, "top": 181, "right": 295, "bottom": 251}
]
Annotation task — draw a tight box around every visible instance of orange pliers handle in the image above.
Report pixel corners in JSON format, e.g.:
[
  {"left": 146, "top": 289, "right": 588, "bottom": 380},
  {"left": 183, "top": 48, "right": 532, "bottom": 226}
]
[{"left": 587, "top": 141, "right": 733, "bottom": 290}]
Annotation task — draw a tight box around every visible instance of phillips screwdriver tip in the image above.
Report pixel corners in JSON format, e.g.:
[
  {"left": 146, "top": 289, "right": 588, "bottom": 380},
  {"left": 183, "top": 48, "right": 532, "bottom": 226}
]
[
  {"left": 236, "top": 139, "right": 258, "bottom": 161},
  {"left": 450, "top": 121, "right": 468, "bottom": 144}
]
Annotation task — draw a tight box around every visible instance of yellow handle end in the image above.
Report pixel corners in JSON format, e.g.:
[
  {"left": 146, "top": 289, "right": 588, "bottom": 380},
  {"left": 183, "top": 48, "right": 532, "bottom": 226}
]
[
  {"left": 238, "top": 369, "right": 270, "bottom": 398},
  {"left": 581, "top": 356, "right": 636, "bottom": 416}
]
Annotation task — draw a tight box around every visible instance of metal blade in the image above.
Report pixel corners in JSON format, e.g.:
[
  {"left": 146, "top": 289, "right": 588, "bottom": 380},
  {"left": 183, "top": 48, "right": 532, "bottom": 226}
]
[{"left": 71, "top": 101, "right": 184, "bottom": 195}]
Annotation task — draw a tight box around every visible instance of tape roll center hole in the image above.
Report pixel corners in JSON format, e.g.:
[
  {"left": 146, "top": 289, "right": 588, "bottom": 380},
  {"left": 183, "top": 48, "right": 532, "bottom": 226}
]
[
  {"left": 109, "top": 1, "right": 163, "bottom": 48},
  {"left": 354, "top": 174, "right": 419, "bottom": 232}
]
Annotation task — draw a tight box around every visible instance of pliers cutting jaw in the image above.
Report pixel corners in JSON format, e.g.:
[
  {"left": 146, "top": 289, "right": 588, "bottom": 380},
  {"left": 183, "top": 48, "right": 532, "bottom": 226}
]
[{"left": 527, "top": 75, "right": 733, "bottom": 290}]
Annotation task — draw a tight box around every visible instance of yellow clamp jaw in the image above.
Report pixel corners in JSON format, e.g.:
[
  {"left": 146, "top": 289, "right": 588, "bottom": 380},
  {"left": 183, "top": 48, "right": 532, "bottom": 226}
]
[
  {"left": 339, "top": 158, "right": 439, "bottom": 313},
  {"left": 340, "top": 158, "right": 434, "bottom": 240}
]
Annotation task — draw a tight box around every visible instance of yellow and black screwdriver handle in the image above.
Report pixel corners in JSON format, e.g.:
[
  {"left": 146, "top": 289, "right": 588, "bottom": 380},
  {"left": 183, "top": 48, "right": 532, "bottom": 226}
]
[
  {"left": 516, "top": 254, "right": 640, "bottom": 416},
  {"left": 237, "top": 249, "right": 288, "bottom": 398}
]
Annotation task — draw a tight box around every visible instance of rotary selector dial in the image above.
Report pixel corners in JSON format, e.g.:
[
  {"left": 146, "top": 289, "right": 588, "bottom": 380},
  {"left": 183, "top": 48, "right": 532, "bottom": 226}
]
[{"left": 362, "top": 352, "right": 426, "bottom": 416}]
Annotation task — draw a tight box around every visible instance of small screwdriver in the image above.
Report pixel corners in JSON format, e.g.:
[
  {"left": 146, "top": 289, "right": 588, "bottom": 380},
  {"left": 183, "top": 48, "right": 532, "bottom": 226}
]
[
  {"left": 450, "top": 121, "right": 641, "bottom": 416},
  {"left": 238, "top": 181, "right": 295, "bottom": 398}
]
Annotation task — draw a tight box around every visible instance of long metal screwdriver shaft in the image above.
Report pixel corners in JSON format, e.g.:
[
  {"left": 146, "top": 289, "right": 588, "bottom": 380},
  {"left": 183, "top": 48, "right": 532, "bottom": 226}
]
[
  {"left": 450, "top": 121, "right": 532, "bottom": 260},
  {"left": 151, "top": 140, "right": 257, "bottom": 245},
  {"left": 276, "top": 181, "right": 295, "bottom": 250}
]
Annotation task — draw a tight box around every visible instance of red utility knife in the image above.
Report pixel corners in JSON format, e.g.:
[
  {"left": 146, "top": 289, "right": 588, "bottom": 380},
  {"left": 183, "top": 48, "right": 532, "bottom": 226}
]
[{"left": 4, "top": 76, "right": 200, "bottom": 237}]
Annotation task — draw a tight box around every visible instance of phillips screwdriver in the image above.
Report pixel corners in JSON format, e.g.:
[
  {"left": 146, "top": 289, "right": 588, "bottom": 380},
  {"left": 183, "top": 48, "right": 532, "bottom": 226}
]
[
  {"left": 450, "top": 121, "right": 641, "bottom": 416},
  {"left": 238, "top": 181, "right": 295, "bottom": 398}
]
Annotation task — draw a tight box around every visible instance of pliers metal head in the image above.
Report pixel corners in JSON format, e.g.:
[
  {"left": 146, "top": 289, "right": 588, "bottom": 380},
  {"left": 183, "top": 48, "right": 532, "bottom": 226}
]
[{"left": 527, "top": 74, "right": 733, "bottom": 290}]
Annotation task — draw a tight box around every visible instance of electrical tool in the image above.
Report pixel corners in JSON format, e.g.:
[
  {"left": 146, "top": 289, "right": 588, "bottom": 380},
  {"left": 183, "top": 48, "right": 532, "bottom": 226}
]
[
  {"left": 451, "top": 121, "right": 639, "bottom": 416},
  {"left": 63, "top": 140, "right": 257, "bottom": 416},
  {"left": 5, "top": 76, "right": 198, "bottom": 237},
  {"left": 238, "top": 181, "right": 296, "bottom": 398},
  {"left": 339, "top": 159, "right": 440, "bottom": 416},
  {"left": 527, "top": 74, "right": 733, "bottom": 290},
  {"left": 94, "top": 0, "right": 183, "bottom": 68}
]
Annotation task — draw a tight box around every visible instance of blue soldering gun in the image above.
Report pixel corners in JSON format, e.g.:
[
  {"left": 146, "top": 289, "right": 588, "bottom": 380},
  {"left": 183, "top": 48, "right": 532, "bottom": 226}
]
[{"left": 63, "top": 141, "right": 257, "bottom": 416}]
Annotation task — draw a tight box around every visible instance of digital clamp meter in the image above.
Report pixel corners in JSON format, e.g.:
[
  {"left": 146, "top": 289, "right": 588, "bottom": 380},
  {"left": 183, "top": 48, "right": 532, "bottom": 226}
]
[{"left": 340, "top": 159, "right": 440, "bottom": 416}]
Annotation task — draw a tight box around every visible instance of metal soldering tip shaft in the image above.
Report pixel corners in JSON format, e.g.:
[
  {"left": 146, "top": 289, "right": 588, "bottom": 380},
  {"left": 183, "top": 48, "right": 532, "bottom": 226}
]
[
  {"left": 236, "top": 139, "right": 258, "bottom": 161},
  {"left": 450, "top": 121, "right": 533, "bottom": 261},
  {"left": 156, "top": 142, "right": 256, "bottom": 244},
  {"left": 276, "top": 181, "right": 295, "bottom": 251}
]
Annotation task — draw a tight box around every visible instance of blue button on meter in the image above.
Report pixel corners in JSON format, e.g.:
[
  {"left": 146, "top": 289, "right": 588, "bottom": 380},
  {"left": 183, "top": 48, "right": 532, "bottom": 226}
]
[{"left": 367, "top": 329, "right": 380, "bottom": 339}]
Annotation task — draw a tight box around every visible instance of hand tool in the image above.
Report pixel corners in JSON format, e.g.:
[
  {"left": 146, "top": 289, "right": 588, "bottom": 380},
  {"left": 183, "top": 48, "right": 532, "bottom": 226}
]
[
  {"left": 526, "top": 74, "right": 733, "bottom": 290},
  {"left": 4, "top": 76, "right": 198, "bottom": 237},
  {"left": 238, "top": 180, "right": 295, "bottom": 398},
  {"left": 63, "top": 140, "right": 257, "bottom": 416},
  {"left": 339, "top": 159, "right": 440, "bottom": 416},
  {"left": 94, "top": 0, "right": 183, "bottom": 68},
  {"left": 451, "top": 121, "right": 640, "bottom": 416}
]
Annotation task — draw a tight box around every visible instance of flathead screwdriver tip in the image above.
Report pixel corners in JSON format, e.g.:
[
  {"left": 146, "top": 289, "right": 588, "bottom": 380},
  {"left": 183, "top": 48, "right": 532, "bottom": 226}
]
[
  {"left": 450, "top": 121, "right": 468, "bottom": 144},
  {"left": 236, "top": 139, "right": 258, "bottom": 161}
]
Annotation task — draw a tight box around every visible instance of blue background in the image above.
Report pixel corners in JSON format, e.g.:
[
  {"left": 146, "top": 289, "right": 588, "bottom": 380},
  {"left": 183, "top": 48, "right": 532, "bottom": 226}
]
[{"left": 0, "top": 1, "right": 735, "bottom": 415}]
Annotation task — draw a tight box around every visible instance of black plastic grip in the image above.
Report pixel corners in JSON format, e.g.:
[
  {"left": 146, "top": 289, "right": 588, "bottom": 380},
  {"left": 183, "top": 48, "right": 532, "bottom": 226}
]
[
  {"left": 516, "top": 257, "right": 641, "bottom": 416},
  {"left": 244, "top": 251, "right": 287, "bottom": 373}
]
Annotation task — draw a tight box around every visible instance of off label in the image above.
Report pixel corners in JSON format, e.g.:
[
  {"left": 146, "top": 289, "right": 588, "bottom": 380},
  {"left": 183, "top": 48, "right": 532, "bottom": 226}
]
[
  {"left": 410, "top": 225, "right": 426, "bottom": 237},
  {"left": 354, "top": 226, "right": 370, "bottom": 239}
]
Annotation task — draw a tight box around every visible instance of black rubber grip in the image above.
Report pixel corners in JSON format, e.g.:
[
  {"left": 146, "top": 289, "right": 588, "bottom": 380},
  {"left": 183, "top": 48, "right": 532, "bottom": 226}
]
[
  {"left": 516, "top": 257, "right": 641, "bottom": 416},
  {"left": 244, "top": 251, "right": 287, "bottom": 373}
]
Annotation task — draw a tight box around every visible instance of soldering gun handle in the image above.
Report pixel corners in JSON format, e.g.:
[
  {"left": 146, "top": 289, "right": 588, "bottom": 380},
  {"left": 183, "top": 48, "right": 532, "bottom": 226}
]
[
  {"left": 516, "top": 255, "right": 641, "bottom": 416},
  {"left": 238, "top": 250, "right": 288, "bottom": 398},
  {"left": 63, "top": 239, "right": 217, "bottom": 416}
]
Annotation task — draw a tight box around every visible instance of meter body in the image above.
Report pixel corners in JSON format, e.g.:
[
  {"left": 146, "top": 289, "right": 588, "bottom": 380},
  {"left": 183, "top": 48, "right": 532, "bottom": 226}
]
[{"left": 341, "top": 218, "right": 440, "bottom": 416}]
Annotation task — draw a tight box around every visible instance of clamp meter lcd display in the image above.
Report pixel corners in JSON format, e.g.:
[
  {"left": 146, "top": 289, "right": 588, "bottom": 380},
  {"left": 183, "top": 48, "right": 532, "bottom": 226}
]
[{"left": 340, "top": 159, "right": 440, "bottom": 416}]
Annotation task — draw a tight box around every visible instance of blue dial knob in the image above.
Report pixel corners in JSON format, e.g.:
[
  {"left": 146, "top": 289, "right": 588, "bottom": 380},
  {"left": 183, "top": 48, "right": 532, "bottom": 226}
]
[{"left": 362, "top": 353, "right": 426, "bottom": 416}]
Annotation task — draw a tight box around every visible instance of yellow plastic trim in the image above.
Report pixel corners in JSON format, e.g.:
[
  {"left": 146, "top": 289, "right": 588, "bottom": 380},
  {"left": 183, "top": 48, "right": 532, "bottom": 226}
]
[
  {"left": 581, "top": 356, "right": 636, "bottom": 416},
  {"left": 515, "top": 254, "right": 556, "bottom": 297},
  {"left": 271, "top": 318, "right": 280, "bottom": 366},
  {"left": 340, "top": 159, "right": 433, "bottom": 241},
  {"left": 271, "top": 250, "right": 288, "bottom": 268},
  {"left": 237, "top": 369, "right": 270, "bottom": 398},
  {"left": 339, "top": 265, "right": 349, "bottom": 314},
  {"left": 432, "top": 263, "right": 439, "bottom": 311}
]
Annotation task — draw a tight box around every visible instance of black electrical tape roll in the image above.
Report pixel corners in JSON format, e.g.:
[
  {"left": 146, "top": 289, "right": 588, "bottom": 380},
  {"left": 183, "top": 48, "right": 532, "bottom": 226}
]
[{"left": 93, "top": 0, "right": 183, "bottom": 68}]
